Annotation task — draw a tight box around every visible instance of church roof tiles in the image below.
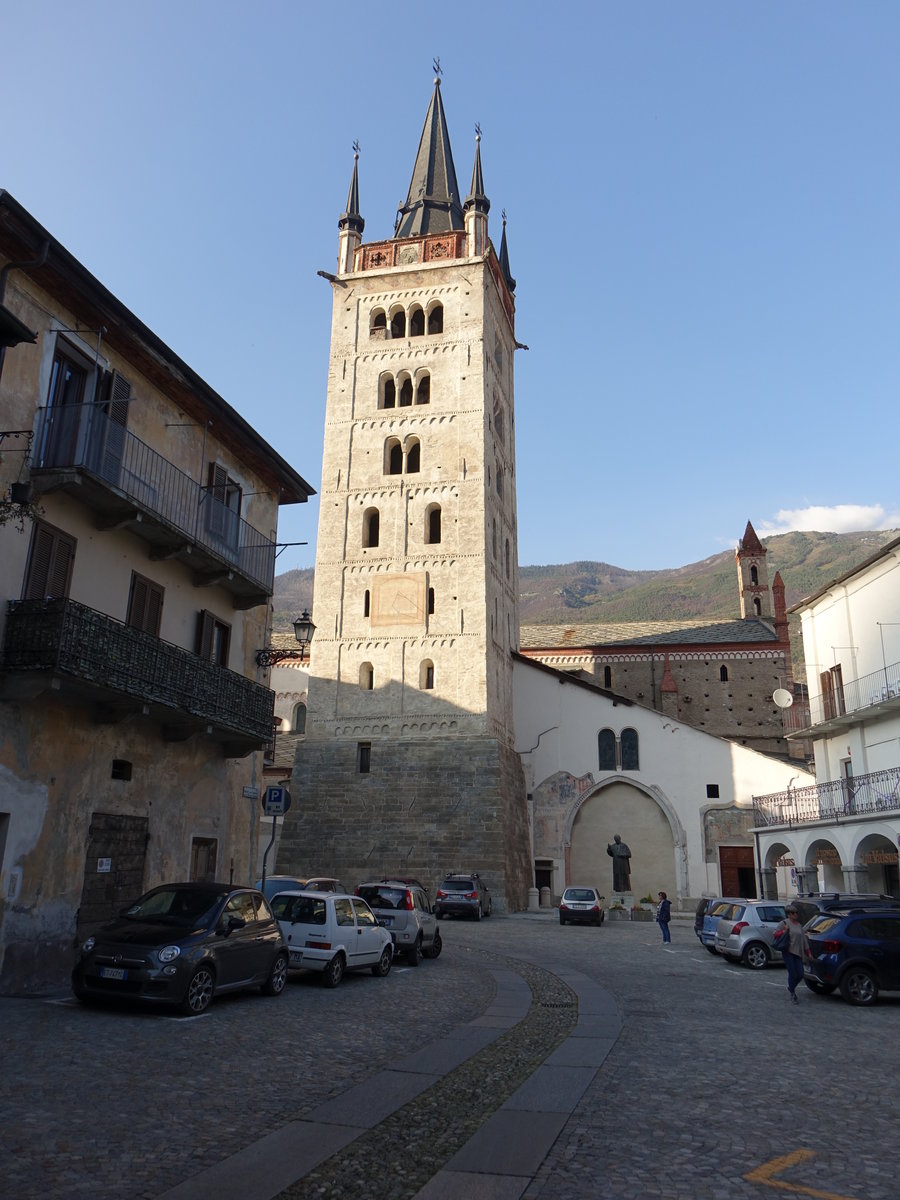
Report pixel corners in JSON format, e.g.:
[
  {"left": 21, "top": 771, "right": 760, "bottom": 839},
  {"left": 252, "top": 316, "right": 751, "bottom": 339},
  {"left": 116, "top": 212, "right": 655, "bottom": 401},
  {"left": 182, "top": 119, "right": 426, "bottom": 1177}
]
[{"left": 519, "top": 617, "right": 780, "bottom": 651}]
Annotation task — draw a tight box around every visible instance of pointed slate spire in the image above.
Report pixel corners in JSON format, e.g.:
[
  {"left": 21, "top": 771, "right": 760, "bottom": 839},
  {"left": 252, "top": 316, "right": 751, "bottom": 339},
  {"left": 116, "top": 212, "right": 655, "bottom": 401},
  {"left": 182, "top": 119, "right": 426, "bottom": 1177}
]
[
  {"left": 337, "top": 142, "right": 364, "bottom": 275},
  {"left": 498, "top": 210, "right": 516, "bottom": 293},
  {"left": 338, "top": 142, "right": 364, "bottom": 237},
  {"left": 395, "top": 69, "right": 464, "bottom": 238},
  {"left": 464, "top": 124, "right": 490, "bottom": 216}
]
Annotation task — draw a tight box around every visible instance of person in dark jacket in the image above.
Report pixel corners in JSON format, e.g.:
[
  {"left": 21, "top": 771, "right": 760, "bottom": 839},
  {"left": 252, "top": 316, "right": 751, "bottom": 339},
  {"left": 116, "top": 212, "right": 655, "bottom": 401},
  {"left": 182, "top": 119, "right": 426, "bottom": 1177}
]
[{"left": 656, "top": 891, "right": 672, "bottom": 944}]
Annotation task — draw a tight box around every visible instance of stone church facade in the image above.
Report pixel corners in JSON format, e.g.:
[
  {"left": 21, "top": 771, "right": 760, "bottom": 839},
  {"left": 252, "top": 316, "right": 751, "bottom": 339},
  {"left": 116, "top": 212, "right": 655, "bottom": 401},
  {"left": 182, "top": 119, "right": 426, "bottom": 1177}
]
[
  {"left": 519, "top": 522, "right": 802, "bottom": 761},
  {"left": 279, "top": 76, "right": 531, "bottom": 910}
]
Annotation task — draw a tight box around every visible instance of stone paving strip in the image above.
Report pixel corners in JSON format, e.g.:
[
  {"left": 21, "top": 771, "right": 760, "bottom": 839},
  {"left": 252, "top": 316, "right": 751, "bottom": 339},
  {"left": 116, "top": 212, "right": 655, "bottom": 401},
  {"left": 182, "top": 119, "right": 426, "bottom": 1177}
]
[{"left": 157, "top": 948, "right": 622, "bottom": 1200}]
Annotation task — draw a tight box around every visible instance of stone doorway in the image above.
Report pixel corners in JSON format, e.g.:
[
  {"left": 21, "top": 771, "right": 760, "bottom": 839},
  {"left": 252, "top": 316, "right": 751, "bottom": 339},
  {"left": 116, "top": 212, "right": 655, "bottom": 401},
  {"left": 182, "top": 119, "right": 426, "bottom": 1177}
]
[{"left": 76, "top": 812, "right": 149, "bottom": 942}]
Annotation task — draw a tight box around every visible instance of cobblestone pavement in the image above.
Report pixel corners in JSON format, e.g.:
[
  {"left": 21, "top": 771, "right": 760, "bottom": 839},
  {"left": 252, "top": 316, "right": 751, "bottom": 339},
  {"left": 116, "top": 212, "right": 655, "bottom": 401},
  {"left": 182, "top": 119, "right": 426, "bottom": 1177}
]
[{"left": 2, "top": 915, "right": 897, "bottom": 1199}]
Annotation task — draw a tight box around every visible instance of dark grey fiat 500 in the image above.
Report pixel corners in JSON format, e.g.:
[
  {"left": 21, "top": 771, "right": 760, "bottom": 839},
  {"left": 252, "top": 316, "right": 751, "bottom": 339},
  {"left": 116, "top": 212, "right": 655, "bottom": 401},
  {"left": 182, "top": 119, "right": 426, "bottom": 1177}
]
[{"left": 72, "top": 882, "right": 288, "bottom": 1015}]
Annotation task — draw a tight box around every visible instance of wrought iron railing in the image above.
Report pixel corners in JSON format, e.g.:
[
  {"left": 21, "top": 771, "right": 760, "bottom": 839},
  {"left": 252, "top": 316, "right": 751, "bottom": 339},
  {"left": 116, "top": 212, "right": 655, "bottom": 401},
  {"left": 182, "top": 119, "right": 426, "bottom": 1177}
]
[
  {"left": 31, "top": 405, "right": 276, "bottom": 592},
  {"left": 752, "top": 765, "right": 900, "bottom": 828},
  {"left": 805, "top": 659, "right": 900, "bottom": 727},
  {"left": 2, "top": 598, "right": 274, "bottom": 740}
]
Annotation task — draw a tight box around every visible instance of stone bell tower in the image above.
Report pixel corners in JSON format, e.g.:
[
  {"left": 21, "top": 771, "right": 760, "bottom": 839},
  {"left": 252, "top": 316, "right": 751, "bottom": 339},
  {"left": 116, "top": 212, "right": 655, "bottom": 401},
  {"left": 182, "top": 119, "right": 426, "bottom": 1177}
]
[
  {"left": 736, "top": 519, "right": 773, "bottom": 620},
  {"left": 279, "top": 73, "right": 531, "bottom": 911}
]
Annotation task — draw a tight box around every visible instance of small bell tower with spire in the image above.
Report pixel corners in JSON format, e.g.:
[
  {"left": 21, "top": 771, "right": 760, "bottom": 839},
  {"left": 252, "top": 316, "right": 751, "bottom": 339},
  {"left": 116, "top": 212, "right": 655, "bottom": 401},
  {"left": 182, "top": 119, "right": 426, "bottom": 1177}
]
[
  {"left": 282, "top": 67, "right": 531, "bottom": 913},
  {"left": 337, "top": 140, "right": 364, "bottom": 275},
  {"left": 736, "top": 519, "right": 773, "bottom": 620}
]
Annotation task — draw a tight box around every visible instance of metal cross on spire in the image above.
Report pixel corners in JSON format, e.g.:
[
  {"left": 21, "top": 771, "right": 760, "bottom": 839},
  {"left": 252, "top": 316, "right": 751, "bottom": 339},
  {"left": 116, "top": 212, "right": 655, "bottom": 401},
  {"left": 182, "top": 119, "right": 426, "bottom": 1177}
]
[
  {"left": 475, "top": 121, "right": 482, "bottom": 141},
  {"left": 433, "top": 56, "right": 442, "bottom": 78},
  {"left": 352, "top": 139, "right": 360, "bottom": 158}
]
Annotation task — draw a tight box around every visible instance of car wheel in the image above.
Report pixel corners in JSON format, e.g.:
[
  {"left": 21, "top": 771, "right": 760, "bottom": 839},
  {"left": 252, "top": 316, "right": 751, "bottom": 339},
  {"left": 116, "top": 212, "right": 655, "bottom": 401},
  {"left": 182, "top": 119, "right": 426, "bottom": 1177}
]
[
  {"left": 371, "top": 946, "right": 392, "bottom": 977},
  {"left": 804, "top": 978, "right": 835, "bottom": 996},
  {"left": 485, "top": 899, "right": 492, "bottom": 917},
  {"left": 559, "top": 913, "right": 566, "bottom": 925},
  {"left": 322, "top": 953, "right": 345, "bottom": 989},
  {"left": 839, "top": 967, "right": 878, "bottom": 1006},
  {"left": 424, "top": 929, "right": 442, "bottom": 959},
  {"left": 741, "top": 942, "right": 770, "bottom": 970},
  {"left": 181, "top": 965, "right": 215, "bottom": 1015},
  {"left": 705, "top": 945, "right": 719, "bottom": 955},
  {"left": 407, "top": 936, "right": 422, "bottom": 967},
  {"left": 474, "top": 904, "right": 482, "bottom": 921},
  {"left": 262, "top": 952, "right": 288, "bottom": 996}
]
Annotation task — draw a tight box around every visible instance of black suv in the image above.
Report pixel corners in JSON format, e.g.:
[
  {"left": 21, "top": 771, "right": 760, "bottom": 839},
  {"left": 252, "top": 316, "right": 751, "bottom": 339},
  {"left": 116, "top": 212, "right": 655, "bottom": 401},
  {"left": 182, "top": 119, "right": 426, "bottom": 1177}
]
[
  {"left": 434, "top": 873, "right": 492, "bottom": 920},
  {"left": 791, "top": 892, "right": 896, "bottom": 925},
  {"left": 804, "top": 907, "right": 900, "bottom": 1005}
]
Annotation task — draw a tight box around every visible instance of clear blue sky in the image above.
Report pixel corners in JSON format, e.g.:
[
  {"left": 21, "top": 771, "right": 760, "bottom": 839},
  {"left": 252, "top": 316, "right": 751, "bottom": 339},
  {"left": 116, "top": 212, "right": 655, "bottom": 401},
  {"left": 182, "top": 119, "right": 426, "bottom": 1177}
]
[{"left": 5, "top": 3, "right": 899, "bottom": 573}]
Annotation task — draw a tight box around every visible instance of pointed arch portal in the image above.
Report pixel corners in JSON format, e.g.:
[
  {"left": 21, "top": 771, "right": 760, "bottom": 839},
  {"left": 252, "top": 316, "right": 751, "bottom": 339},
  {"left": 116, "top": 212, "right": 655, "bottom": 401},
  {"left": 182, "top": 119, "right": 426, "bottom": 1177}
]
[{"left": 564, "top": 779, "right": 686, "bottom": 900}]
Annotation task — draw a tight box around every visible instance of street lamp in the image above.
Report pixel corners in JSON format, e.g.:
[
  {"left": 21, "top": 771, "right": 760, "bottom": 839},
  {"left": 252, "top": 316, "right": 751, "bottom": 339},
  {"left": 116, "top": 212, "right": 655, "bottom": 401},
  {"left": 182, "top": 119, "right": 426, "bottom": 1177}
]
[{"left": 256, "top": 610, "right": 316, "bottom": 669}]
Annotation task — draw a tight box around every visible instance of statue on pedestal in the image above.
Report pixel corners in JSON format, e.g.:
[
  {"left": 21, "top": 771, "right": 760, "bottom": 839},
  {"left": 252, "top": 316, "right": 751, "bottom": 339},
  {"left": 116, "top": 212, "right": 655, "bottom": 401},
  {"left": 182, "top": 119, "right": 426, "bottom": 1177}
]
[{"left": 607, "top": 834, "right": 632, "bottom": 892}]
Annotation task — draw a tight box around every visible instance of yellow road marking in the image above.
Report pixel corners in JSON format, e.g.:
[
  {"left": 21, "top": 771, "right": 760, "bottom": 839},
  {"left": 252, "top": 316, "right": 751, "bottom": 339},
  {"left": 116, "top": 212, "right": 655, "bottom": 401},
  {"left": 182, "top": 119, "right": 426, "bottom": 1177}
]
[{"left": 744, "top": 1149, "right": 858, "bottom": 1200}]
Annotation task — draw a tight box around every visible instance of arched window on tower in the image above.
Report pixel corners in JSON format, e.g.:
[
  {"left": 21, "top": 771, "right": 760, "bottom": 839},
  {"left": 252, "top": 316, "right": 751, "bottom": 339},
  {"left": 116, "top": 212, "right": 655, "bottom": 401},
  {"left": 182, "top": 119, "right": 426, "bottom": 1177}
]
[
  {"left": 426, "top": 504, "right": 441, "bottom": 545},
  {"left": 493, "top": 401, "right": 504, "bottom": 445},
  {"left": 409, "top": 306, "right": 425, "bottom": 337},
  {"left": 419, "top": 659, "right": 435, "bottom": 689},
  {"left": 292, "top": 702, "right": 307, "bottom": 734},
  {"left": 381, "top": 375, "right": 396, "bottom": 409},
  {"left": 621, "top": 727, "right": 639, "bottom": 771},
  {"left": 598, "top": 728, "right": 616, "bottom": 772},
  {"left": 364, "top": 589, "right": 370, "bottom": 617},
  {"left": 496, "top": 468, "right": 503, "bottom": 499},
  {"left": 390, "top": 308, "right": 406, "bottom": 338},
  {"left": 370, "top": 309, "right": 387, "bottom": 336},
  {"left": 719, "top": 665, "right": 729, "bottom": 682},
  {"left": 405, "top": 438, "right": 420, "bottom": 473},
  {"left": 415, "top": 372, "right": 430, "bottom": 404},
  {"left": 750, "top": 564, "right": 759, "bottom": 585},
  {"left": 385, "top": 439, "right": 402, "bottom": 475},
  {"left": 363, "top": 507, "right": 380, "bottom": 548},
  {"left": 753, "top": 597, "right": 761, "bottom": 616},
  {"left": 603, "top": 665, "right": 613, "bottom": 689},
  {"left": 505, "top": 538, "right": 510, "bottom": 579},
  {"left": 399, "top": 376, "right": 413, "bottom": 407},
  {"left": 359, "top": 662, "right": 374, "bottom": 690},
  {"left": 427, "top": 586, "right": 435, "bottom": 614},
  {"left": 492, "top": 519, "right": 498, "bottom": 558},
  {"left": 427, "top": 302, "right": 443, "bottom": 334}
]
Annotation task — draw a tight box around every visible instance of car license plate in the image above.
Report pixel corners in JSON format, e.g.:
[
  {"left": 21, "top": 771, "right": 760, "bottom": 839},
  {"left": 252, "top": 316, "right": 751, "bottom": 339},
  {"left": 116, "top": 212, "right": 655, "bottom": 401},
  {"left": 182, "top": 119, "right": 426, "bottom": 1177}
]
[
  {"left": 289, "top": 951, "right": 303, "bottom": 963},
  {"left": 380, "top": 917, "right": 393, "bottom": 926},
  {"left": 99, "top": 966, "right": 127, "bottom": 981}
]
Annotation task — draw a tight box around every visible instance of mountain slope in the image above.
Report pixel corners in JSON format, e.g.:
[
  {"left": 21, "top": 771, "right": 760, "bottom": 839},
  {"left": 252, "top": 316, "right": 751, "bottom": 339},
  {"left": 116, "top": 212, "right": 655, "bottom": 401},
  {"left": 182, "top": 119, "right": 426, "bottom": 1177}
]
[{"left": 273, "top": 531, "right": 898, "bottom": 676}]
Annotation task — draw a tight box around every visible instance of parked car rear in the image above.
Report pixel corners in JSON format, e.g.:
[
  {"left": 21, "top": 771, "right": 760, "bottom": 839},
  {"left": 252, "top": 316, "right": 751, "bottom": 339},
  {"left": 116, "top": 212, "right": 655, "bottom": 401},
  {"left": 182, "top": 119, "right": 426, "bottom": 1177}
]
[
  {"left": 434, "top": 874, "right": 492, "bottom": 920},
  {"left": 698, "top": 898, "right": 745, "bottom": 953},
  {"left": 355, "top": 880, "right": 441, "bottom": 965},
  {"left": 804, "top": 907, "right": 900, "bottom": 1005},
  {"left": 270, "top": 891, "right": 392, "bottom": 987},
  {"left": 558, "top": 886, "right": 605, "bottom": 926},
  {"left": 714, "top": 900, "right": 788, "bottom": 968}
]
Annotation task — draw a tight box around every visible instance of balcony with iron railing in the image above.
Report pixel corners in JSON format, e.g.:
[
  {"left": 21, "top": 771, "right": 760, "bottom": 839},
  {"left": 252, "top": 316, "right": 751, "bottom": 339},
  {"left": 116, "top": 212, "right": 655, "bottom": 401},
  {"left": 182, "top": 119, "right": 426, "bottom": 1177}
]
[
  {"left": 1, "top": 598, "right": 275, "bottom": 754},
  {"left": 752, "top": 765, "right": 900, "bottom": 829},
  {"left": 30, "top": 405, "right": 276, "bottom": 605},
  {"left": 785, "top": 659, "right": 900, "bottom": 739}
]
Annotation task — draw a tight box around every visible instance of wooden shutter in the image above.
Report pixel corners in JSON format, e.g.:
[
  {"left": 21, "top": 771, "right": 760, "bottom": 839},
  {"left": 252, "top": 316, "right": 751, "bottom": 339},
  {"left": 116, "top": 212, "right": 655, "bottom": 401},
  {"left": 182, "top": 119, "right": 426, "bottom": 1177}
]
[
  {"left": 127, "top": 573, "right": 163, "bottom": 636},
  {"left": 197, "top": 610, "right": 215, "bottom": 659},
  {"left": 24, "top": 522, "right": 76, "bottom": 600}
]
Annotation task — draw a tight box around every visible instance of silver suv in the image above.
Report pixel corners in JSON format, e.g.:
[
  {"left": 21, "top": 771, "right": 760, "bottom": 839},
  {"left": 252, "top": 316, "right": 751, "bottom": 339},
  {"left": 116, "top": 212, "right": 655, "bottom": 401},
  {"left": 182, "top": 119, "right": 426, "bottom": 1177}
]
[
  {"left": 355, "top": 880, "right": 442, "bottom": 966},
  {"left": 714, "top": 900, "right": 788, "bottom": 968}
]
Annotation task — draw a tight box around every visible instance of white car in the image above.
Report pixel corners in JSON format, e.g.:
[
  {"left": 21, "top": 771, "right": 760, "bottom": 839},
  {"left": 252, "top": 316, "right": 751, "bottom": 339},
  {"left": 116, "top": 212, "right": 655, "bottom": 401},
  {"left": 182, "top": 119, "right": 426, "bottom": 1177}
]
[{"left": 270, "top": 891, "right": 393, "bottom": 987}]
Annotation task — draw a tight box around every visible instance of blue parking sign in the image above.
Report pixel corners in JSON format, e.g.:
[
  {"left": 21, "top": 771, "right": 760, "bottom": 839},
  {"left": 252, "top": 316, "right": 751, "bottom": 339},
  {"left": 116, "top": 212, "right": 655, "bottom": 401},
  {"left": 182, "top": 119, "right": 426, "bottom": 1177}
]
[{"left": 262, "top": 785, "right": 292, "bottom": 816}]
